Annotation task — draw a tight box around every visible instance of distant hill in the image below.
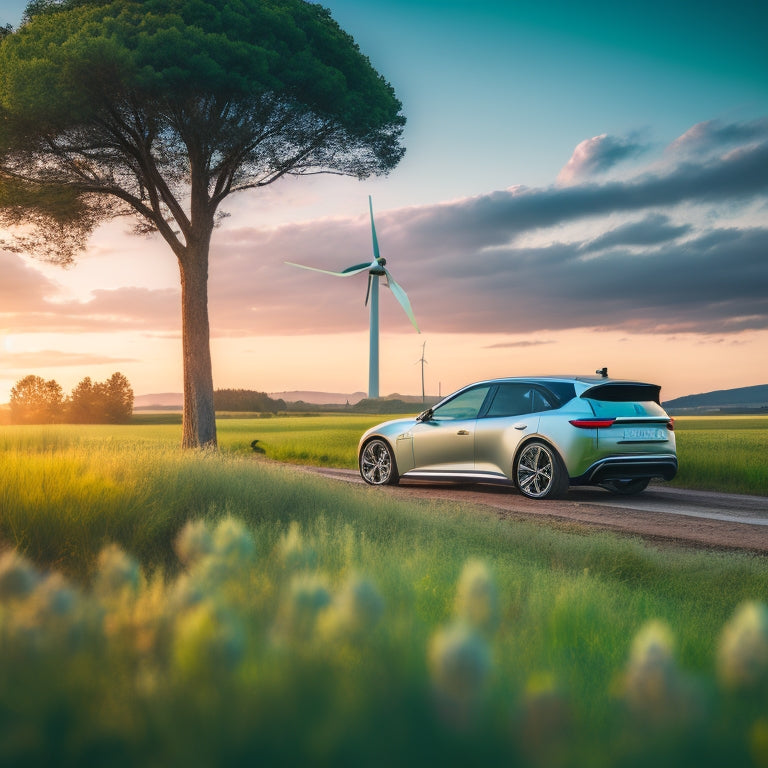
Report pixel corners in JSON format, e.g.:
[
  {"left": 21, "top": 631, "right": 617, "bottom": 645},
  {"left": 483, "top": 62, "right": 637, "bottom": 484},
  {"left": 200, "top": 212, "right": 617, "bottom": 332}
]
[
  {"left": 663, "top": 384, "right": 768, "bottom": 414},
  {"left": 268, "top": 390, "right": 367, "bottom": 405},
  {"left": 133, "top": 393, "right": 183, "bottom": 409}
]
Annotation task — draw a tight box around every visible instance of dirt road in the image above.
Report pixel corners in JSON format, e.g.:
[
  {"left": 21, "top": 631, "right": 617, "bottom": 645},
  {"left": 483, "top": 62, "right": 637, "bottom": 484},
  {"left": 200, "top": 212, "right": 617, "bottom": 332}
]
[{"left": 293, "top": 465, "right": 768, "bottom": 554}]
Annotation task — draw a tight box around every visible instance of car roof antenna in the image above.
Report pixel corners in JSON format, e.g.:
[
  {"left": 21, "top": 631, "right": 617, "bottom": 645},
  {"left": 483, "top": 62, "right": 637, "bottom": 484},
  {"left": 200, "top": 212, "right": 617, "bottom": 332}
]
[{"left": 596, "top": 367, "right": 608, "bottom": 378}]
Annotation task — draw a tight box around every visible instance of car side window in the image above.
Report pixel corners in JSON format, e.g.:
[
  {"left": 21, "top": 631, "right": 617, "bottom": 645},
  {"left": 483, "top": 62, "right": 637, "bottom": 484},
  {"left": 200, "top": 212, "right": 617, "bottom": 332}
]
[
  {"left": 532, "top": 388, "right": 557, "bottom": 413},
  {"left": 484, "top": 383, "right": 533, "bottom": 418},
  {"left": 432, "top": 386, "right": 491, "bottom": 421}
]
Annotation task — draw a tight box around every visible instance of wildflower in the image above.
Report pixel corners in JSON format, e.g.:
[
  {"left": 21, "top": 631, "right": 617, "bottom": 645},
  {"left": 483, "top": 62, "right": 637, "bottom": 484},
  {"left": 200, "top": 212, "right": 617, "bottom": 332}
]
[
  {"left": 622, "top": 620, "right": 686, "bottom": 724},
  {"left": 94, "top": 544, "right": 140, "bottom": 597},
  {"left": 212, "top": 517, "right": 255, "bottom": 562},
  {"left": 718, "top": 601, "right": 768, "bottom": 690},
  {"left": 173, "top": 601, "right": 245, "bottom": 677},
  {"left": 428, "top": 621, "right": 491, "bottom": 706},
  {"left": 35, "top": 572, "right": 78, "bottom": 618},
  {"left": 279, "top": 522, "right": 318, "bottom": 571},
  {"left": 0, "top": 550, "right": 40, "bottom": 600},
  {"left": 274, "top": 573, "right": 331, "bottom": 641},
  {"left": 454, "top": 559, "right": 498, "bottom": 634},
  {"left": 319, "top": 575, "right": 384, "bottom": 639},
  {"left": 175, "top": 519, "right": 214, "bottom": 567}
]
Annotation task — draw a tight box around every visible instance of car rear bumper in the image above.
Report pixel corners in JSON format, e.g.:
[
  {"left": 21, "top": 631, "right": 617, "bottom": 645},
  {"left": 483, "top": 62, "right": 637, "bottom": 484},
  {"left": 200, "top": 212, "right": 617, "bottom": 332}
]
[{"left": 572, "top": 454, "right": 678, "bottom": 485}]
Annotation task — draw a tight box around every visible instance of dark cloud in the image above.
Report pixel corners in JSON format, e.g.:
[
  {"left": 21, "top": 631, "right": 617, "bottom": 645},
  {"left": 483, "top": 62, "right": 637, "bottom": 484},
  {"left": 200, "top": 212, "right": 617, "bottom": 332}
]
[{"left": 581, "top": 214, "right": 690, "bottom": 252}]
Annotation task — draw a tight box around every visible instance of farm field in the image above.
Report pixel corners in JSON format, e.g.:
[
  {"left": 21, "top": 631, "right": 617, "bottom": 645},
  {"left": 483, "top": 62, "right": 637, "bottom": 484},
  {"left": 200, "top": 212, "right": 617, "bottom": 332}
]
[
  {"left": 1, "top": 421, "right": 767, "bottom": 765},
  {"left": 213, "top": 413, "right": 768, "bottom": 497}
]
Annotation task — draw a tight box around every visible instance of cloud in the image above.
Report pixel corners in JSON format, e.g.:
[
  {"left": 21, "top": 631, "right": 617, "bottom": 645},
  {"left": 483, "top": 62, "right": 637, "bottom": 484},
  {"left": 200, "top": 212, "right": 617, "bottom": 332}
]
[
  {"left": 0, "top": 350, "right": 137, "bottom": 370},
  {"left": 581, "top": 214, "right": 690, "bottom": 252},
  {"left": 4, "top": 118, "right": 768, "bottom": 341},
  {"left": 557, "top": 133, "right": 648, "bottom": 184},
  {"left": 484, "top": 341, "right": 555, "bottom": 349},
  {"left": 669, "top": 118, "right": 768, "bottom": 156}
]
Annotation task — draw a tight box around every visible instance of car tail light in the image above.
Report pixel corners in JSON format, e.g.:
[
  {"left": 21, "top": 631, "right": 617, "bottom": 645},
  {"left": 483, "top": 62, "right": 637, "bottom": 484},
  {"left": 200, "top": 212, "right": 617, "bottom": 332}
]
[
  {"left": 667, "top": 418, "right": 675, "bottom": 431},
  {"left": 569, "top": 418, "right": 616, "bottom": 429}
]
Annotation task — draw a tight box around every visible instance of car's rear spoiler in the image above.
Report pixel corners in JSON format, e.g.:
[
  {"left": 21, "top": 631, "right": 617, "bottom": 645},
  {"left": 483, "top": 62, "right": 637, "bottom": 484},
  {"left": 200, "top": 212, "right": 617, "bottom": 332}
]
[{"left": 580, "top": 382, "right": 661, "bottom": 405}]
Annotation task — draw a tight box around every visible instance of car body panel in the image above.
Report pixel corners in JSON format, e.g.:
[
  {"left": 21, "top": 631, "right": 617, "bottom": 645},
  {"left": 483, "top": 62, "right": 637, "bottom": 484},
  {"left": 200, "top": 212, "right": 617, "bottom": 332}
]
[{"left": 358, "top": 376, "right": 677, "bottom": 497}]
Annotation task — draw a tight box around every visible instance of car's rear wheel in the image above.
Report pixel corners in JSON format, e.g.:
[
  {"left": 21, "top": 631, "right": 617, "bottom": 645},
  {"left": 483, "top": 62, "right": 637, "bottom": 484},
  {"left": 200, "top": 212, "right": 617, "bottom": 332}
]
[
  {"left": 515, "top": 441, "right": 569, "bottom": 499},
  {"left": 359, "top": 439, "right": 399, "bottom": 486},
  {"left": 600, "top": 478, "right": 650, "bottom": 495}
]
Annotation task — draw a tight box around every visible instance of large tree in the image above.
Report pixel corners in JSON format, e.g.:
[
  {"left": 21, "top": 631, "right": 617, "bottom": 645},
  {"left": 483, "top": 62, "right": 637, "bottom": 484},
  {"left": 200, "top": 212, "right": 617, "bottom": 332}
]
[{"left": 0, "top": 0, "right": 405, "bottom": 447}]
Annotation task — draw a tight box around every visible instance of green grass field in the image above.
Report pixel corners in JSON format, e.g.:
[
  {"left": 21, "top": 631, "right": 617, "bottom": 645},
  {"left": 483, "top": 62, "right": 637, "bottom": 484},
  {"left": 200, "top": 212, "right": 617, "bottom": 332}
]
[
  {"left": 213, "top": 412, "right": 768, "bottom": 496},
  {"left": 1, "top": 420, "right": 767, "bottom": 766}
]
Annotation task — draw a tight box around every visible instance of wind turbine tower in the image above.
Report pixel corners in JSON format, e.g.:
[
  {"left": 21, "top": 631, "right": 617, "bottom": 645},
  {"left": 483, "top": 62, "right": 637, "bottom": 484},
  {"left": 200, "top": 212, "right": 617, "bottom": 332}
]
[{"left": 286, "top": 197, "right": 419, "bottom": 398}]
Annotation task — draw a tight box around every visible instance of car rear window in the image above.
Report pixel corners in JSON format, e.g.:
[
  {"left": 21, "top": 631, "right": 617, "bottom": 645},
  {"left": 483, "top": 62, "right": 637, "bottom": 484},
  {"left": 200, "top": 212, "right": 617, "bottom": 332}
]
[
  {"left": 583, "top": 398, "right": 668, "bottom": 418},
  {"left": 582, "top": 383, "right": 666, "bottom": 418}
]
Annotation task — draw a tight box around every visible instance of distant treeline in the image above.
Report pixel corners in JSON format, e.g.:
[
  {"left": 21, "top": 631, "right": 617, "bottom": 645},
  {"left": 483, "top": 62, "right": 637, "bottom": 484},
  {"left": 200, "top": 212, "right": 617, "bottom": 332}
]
[
  {"left": 214, "top": 389, "right": 286, "bottom": 413},
  {"left": 9, "top": 373, "right": 134, "bottom": 425},
  {"left": 213, "top": 389, "right": 436, "bottom": 415}
]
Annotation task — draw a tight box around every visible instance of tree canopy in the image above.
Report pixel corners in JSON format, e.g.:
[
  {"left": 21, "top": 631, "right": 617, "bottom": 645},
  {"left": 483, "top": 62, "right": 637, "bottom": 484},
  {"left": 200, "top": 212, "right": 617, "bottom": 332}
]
[{"left": 0, "top": 0, "right": 405, "bottom": 446}]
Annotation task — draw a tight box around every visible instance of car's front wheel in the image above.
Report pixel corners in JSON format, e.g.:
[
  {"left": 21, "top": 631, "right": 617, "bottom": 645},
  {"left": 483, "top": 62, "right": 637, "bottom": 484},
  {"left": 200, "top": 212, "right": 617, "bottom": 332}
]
[
  {"left": 515, "top": 441, "right": 569, "bottom": 499},
  {"left": 600, "top": 478, "right": 650, "bottom": 495},
  {"left": 359, "top": 439, "right": 400, "bottom": 486}
]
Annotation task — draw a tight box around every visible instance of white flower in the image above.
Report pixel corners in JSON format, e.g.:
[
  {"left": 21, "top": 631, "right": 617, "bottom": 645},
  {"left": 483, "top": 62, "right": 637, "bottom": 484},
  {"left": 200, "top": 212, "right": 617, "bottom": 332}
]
[
  {"left": 175, "top": 519, "right": 214, "bottom": 566},
  {"left": 428, "top": 621, "right": 491, "bottom": 704},
  {"left": 212, "top": 517, "right": 255, "bottom": 562},
  {"left": 94, "top": 544, "right": 140, "bottom": 596},
  {"left": 0, "top": 550, "right": 40, "bottom": 600},
  {"left": 718, "top": 601, "right": 768, "bottom": 690},
  {"left": 454, "top": 559, "right": 498, "bottom": 634}
]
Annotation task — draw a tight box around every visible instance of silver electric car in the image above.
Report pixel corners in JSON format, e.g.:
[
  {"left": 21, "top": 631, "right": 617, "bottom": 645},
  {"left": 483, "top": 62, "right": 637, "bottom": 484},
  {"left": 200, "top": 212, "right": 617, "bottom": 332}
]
[{"left": 358, "top": 375, "right": 677, "bottom": 499}]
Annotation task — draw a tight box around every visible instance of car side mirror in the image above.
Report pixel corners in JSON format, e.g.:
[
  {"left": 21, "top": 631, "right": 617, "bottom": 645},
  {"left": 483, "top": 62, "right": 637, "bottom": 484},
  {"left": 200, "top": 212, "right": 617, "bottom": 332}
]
[{"left": 417, "top": 408, "right": 433, "bottom": 422}]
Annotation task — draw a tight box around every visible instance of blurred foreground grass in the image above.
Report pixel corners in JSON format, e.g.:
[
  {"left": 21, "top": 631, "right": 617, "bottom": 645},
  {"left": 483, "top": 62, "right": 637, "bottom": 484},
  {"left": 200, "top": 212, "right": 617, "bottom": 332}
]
[{"left": 1, "top": 424, "right": 768, "bottom": 766}]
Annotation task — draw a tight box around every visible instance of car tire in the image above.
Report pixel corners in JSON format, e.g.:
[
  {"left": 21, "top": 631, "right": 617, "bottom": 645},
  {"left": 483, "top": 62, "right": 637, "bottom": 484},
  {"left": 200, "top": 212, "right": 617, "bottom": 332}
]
[
  {"left": 600, "top": 478, "right": 650, "bottom": 495},
  {"left": 514, "top": 441, "right": 569, "bottom": 500},
  {"left": 359, "top": 439, "right": 400, "bottom": 486}
]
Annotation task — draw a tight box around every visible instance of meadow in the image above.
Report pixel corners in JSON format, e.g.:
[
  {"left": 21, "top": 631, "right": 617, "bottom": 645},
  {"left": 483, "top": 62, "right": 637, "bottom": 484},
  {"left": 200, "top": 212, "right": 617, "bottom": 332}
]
[
  {"left": 210, "top": 413, "right": 768, "bottom": 496},
  {"left": 1, "top": 419, "right": 767, "bottom": 766}
]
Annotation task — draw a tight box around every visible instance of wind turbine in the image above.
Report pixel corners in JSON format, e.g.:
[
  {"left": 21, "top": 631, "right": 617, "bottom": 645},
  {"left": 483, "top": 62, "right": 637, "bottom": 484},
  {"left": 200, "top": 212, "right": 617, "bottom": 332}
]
[{"left": 286, "top": 197, "right": 419, "bottom": 398}]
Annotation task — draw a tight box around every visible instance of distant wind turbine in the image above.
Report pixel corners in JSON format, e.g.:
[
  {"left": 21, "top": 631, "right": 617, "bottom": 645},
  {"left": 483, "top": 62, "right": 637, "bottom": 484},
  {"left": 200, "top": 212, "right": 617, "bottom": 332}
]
[{"left": 286, "top": 197, "right": 419, "bottom": 398}]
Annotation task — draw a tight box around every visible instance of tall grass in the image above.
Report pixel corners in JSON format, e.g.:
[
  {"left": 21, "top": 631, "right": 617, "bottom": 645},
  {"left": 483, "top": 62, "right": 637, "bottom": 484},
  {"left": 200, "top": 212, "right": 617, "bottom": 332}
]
[
  {"left": 1, "top": 425, "right": 768, "bottom": 764},
  {"left": 673, "top": 417, "right": 768, "bottom": 496}
]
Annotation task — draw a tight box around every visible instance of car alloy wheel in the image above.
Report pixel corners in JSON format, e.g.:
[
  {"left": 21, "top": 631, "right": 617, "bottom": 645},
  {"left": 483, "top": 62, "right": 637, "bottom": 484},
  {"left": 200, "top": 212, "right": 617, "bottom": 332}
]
[
  {"left": 360, "top": 439, "right": 399, "bottom": 486},
  {"left": 515, "top": 441, "right": 568, "bottom": 499}
]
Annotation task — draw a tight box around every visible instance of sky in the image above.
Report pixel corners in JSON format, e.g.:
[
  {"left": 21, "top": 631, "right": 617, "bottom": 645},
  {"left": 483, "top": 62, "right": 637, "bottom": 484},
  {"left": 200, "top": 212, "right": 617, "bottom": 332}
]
[{"left": 1, "top": 0, "right": 767, "bottom": 402}]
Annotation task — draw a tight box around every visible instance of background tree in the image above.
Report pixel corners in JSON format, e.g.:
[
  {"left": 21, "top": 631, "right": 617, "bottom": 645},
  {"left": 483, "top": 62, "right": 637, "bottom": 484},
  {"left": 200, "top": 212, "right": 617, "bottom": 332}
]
[
  {"left": 67, "top": 376, "right": 100, "bottom": 424},
  {"left": 9, "top": 375, "right": 64, "bottom": 424},
  {"left": 101, "top": 371, "right": 134, "bottom": 423},
  {"left": 0, "top": 0, "right": 405, "bottom": 448}
]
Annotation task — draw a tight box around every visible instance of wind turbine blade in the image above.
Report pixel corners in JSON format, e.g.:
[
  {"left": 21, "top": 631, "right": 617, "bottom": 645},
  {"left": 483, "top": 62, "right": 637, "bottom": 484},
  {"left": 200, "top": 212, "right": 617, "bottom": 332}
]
[
  {"left": 365, "top": 273, "right": 373, "bottom": 306},
  {"left": 343, "top": 261, "right": 375, "bottom": 274},
  {"left": 383, "top": 267, "right": 420, "bottom": 332},
  {"left": 369, "top": 196, "right": 382, "bottom": 262},
  {"left": 285, "top": 261, "right": 370, "bottom": 277}
]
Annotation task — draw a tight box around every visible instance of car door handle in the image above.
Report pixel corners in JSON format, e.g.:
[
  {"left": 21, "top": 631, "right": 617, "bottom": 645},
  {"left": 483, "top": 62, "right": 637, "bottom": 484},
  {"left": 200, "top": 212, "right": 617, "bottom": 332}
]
[
  {"left": 514, "top": 423, "right": 527, "bottom": 430},
  {"left": 457, "top": 429, "right": 470, "bottom": 435}
]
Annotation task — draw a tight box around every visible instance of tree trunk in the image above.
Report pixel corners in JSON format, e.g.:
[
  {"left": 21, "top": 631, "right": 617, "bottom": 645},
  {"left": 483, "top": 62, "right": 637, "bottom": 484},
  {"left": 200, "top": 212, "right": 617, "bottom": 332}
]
[{"left": 179, "top": 241, "right": 217, "bottom": 449}]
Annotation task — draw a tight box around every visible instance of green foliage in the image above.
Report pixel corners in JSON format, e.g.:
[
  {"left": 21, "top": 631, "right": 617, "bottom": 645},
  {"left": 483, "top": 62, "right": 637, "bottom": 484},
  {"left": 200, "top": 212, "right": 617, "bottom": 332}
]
[
  {"left": 9, "top": 374, "right": 64, "bottom": 424},
  {"left": 0, "top": 0, "right": 406, "bottom": 259},
  {"left": 0, "top": 428, "right": 767, "bottom": 765},
  {"left": 9, "top": 371, "right": 134, "bottom": 424}
]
